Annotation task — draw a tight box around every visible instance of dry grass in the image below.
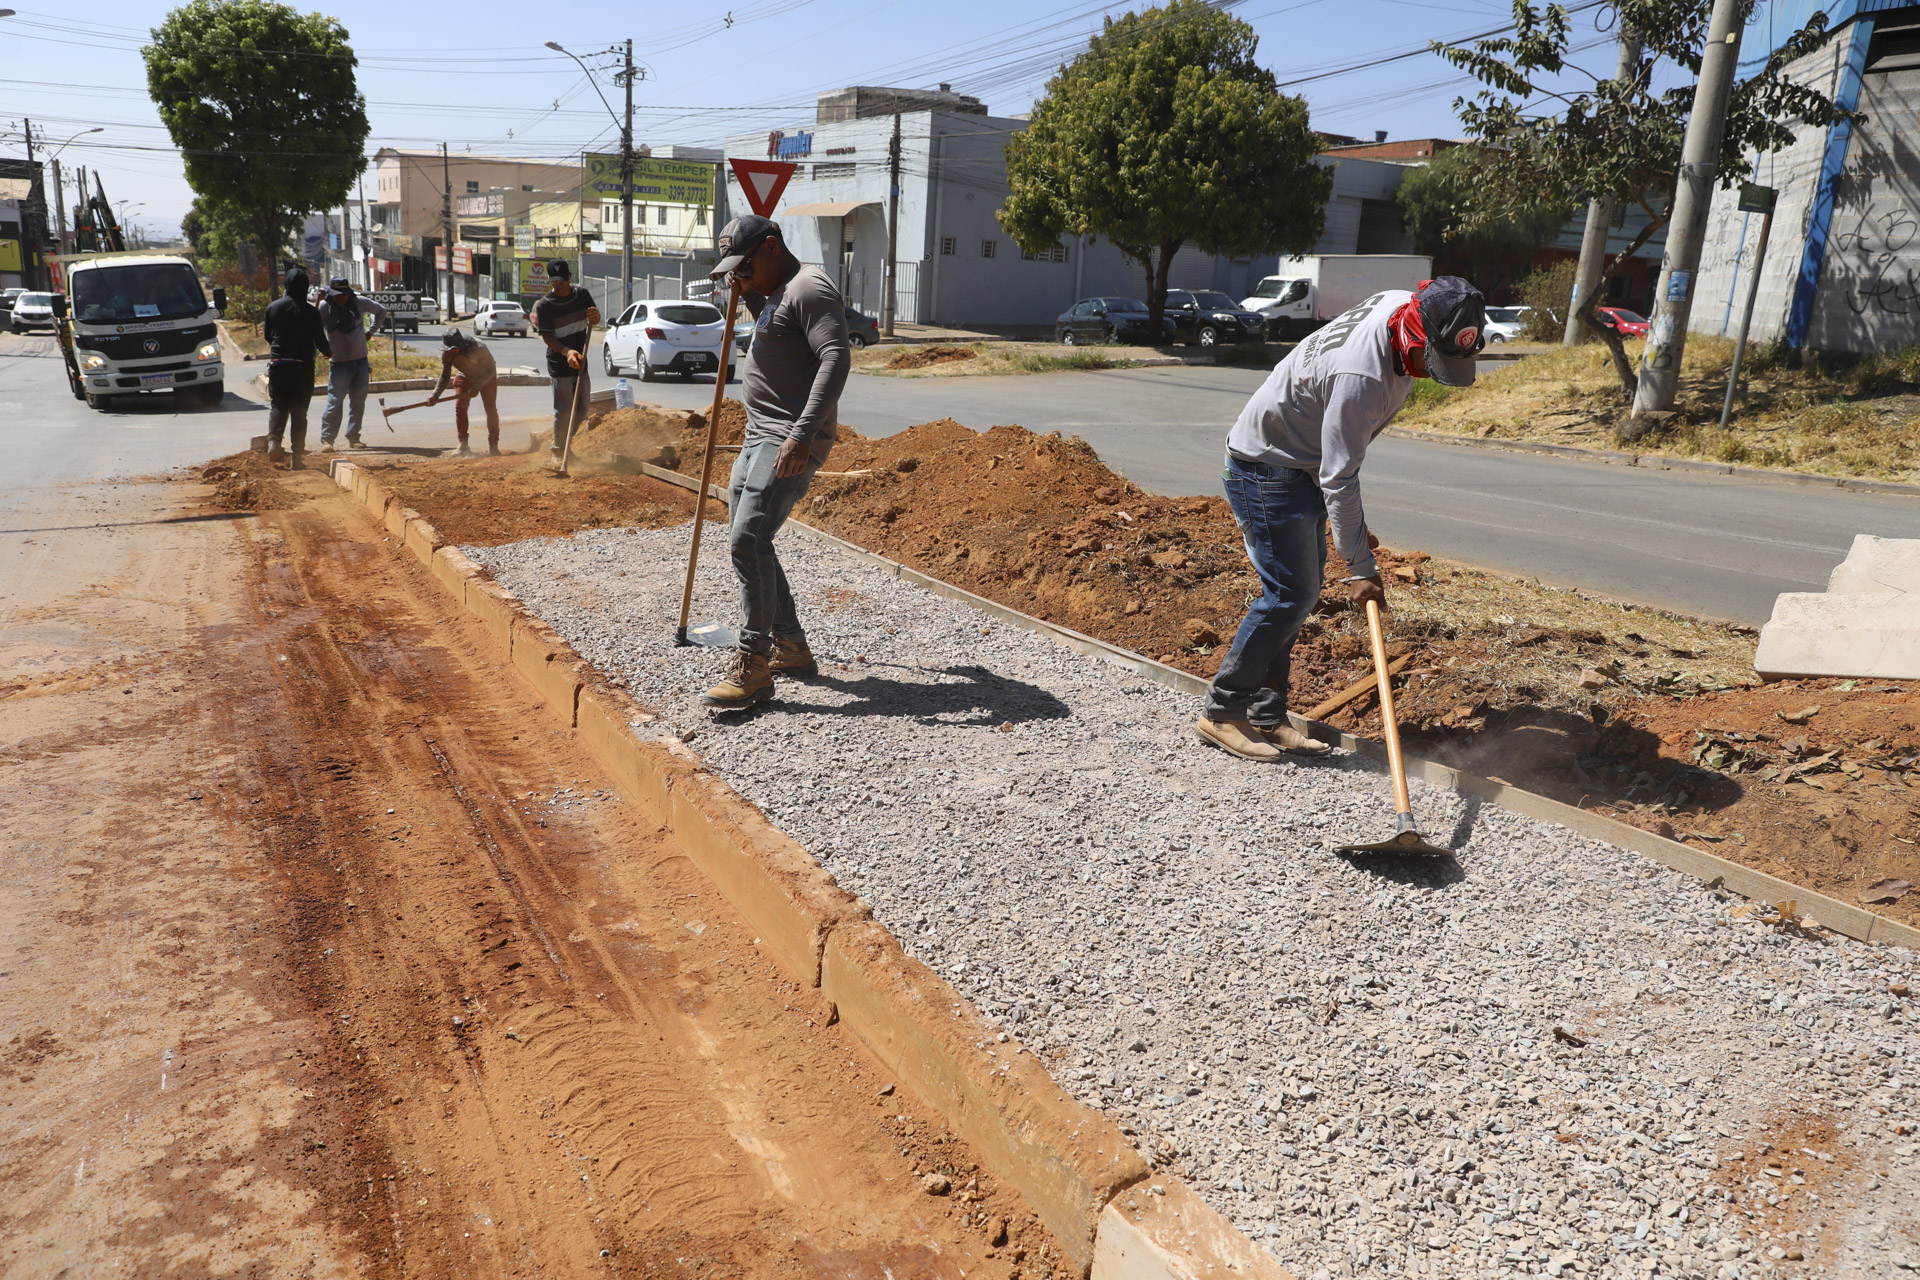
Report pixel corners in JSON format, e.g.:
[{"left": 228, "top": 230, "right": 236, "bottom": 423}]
[
  {"left": 220, "top": 320, "right": 442, "bottom": 383},
  {"left": 850, "top": 340, "right": 1146, "bottom": 378},
  {"left": 1397, "top": 335, "right": 1920, "bottom": 482}
]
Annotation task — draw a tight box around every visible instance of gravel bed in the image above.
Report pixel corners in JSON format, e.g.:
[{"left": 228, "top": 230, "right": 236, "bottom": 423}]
[{"left": 471, "top": 522, "right": 1919, "bottom": 1280}]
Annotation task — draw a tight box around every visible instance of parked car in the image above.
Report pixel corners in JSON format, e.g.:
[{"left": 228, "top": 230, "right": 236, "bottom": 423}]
[
  {"left": 1484, "top": 305, "right": 1530, "bottom": 343},
  {"left": 1595, "top": 306, "right": 1649, "bottom": 337},
  {"left": 1054, "top": 296, "right": 1173, "bottom": 345},
  {"left": 9, "top": 291, "right": 57, "bottom": 333},
  {"left": 602, "top": 298, "right": 735, "bottom": 382},
  {"left": 845, "top": 306, "right": 879, "bottom": 348},
  {"left": 0, "top": 287, "right": 24, "bottom": 316},
  {"left": 473, "top": 299, "right": 528, "bottom": 338},
  {"left": 1164, "top": 289, "right": 1266, "bottom": 346}
]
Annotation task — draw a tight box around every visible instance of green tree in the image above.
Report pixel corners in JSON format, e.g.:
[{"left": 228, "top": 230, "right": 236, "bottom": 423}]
[
  {"left": 145, "top": 0, "right": 368, "bottom": 287},
  {"left": 1438, "top": 0, "right": 1858, "bottom": 396},
  {"left": 1395, "top": 145, "right": 1568, "bottom": 299},
  {"left": 181, "top": 193, "right": 250, "bottom": 266},
  {"left": 999, "top": 0, "right": 1330, "bottom": 334}
]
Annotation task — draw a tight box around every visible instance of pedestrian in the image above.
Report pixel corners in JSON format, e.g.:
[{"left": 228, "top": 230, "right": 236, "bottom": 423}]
[
  {"left": 315, "top": 276, "right": 389, "bottom": 450},
  {"left": 528, "top": 260, "right": 598, "bottom": 468},
  {"left": 261, "top": 265, "right": 323, "bottom": 469},
  {"left": 698, "top": 215, "right": 849, "bottom": 711},
  {"left": 428, "top": 328, "right": 500, "bottom": 457},
  {"left": 1195, "top": 276, "right": 1486, "bottom": 761}
]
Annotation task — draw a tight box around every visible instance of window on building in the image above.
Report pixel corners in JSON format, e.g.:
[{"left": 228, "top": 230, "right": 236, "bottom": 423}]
[
  {"left": 1021, "top": 244, "right": 1068, "bottom": 263},
  {"left": 657, "top": 206, "right": 668, "bottom": 226},
  {"left": 941, "top": 236, "right": 956, "bottom": 256},
  {"left": 465, "top": 180, "right": 479, "bottom": 194},
  {"left": 812, "top": 162, "right": 856, "bottom": 180},
  {"left": 980, "top": 239, "right": 997, "bottom": 259}
]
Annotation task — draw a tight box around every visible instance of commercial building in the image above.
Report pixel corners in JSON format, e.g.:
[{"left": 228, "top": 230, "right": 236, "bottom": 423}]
[
  {"left": 0, "top": 161, "right": 49, "bottom": 290},
  {"left": 1690, "top": 0, "right": 1919, "bottom": 353},
  {"left": 364, "top": 148, "right": 579, "bottom": 305}
]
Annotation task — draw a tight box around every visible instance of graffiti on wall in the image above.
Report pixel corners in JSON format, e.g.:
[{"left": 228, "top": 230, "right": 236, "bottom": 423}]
[{"left": 1830, "top": 206, "right": 1919, "bottom": 317}]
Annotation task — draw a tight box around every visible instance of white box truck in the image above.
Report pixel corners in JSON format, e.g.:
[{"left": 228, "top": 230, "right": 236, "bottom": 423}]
[
  {"left": 1240, "top": 254, "right": 1432, "bottom": 339},
  {"left": 53, "top": 250, "right": 227, "bottom": 410}
]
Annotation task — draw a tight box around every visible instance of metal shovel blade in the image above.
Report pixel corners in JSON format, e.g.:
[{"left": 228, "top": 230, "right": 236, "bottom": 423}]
[
  {"left": 1335, "top": 813, "right": 1453, "bottom": 857},
  {"left": 675, "top": 620, "right": 739, "bottom": 649}
]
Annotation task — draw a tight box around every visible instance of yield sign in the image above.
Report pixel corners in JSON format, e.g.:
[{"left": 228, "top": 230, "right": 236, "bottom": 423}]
[{"left": 729, "top": 159, "right": 797, "bottom": 218}]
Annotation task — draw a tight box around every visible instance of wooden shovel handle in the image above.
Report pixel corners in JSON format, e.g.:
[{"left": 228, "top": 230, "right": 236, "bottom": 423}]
[
  {"left": 677, "top": 281, "right": 742, "bottom": 635},
  {"left": 1363, "top": 598, "right": 1413, "bottom": 816}
]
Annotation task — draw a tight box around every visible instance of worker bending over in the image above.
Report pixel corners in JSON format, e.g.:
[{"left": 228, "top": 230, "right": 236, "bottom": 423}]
[
  {"left": 1196, "top": 277, "right": 1486, "bottom": 762},
  {"left": 429, "top": 329, "right": 501, "bottom": 457}
]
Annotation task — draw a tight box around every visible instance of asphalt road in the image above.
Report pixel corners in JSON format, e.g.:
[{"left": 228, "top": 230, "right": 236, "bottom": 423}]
[{"left": 11, "top": 326, "right": 1917, "bottom": 623}]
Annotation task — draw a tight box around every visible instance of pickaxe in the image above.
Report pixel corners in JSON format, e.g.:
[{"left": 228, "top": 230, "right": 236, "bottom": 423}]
[{"left": 376, "top": 395, "right": 432, "bottom": 431}]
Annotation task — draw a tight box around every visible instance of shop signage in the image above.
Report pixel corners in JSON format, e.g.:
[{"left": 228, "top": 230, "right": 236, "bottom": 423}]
[
  {"left": 456, "top": 192, "right": 506, "bottom": 217},
  {"left": 582, "top": 154, "right": 716, "bottom": 205},
  {"left": 517, "top": 257, "right": 570, "bottom": 292},
  {"left": 514, "top": 225, "right": 534, "bottom": 254}
]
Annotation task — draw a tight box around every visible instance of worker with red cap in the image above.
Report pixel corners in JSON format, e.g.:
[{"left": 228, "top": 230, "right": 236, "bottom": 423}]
[{"left": 1196, "top": 276, "right": 1487, "bottom": 762}]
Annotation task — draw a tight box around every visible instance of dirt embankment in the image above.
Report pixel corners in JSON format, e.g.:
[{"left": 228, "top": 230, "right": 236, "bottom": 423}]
[
  {"left": 201, "top": 449, "right": 306, "bottom": 510},
  {"left": 341, "top": 402, "right": 1919, "bottom": 929}
]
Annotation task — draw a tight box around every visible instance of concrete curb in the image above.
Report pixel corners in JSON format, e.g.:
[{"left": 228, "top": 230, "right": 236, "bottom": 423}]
[
  {"left": 322, "top": 458, "right": 1272, "bottom": 1279},
  {"left": 1383, "top": 427, "right": 1920, "bottom": 496},
  {"left": 628, "top": 458, "right": 1920, "bottom": 955}
]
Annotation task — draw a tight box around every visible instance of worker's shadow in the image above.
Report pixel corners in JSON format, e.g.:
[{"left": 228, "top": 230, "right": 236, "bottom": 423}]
[{"left": 776, "top": 661, "right": 1071, "bottom": 726}]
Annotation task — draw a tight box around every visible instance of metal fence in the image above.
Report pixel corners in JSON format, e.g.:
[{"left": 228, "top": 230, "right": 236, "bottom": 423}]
[{"left": 805, "top": 259, "right": 923, "bottom": 322}]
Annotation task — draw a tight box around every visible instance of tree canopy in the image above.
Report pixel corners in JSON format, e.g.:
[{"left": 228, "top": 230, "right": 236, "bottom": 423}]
[
  {"left": 1395, "top": 145, "right": 1568, "bottom": 298},
  {"left": 999, "top": 0, "right": 1330, "bottom": 331},
  {"left": 146, "top": 0, "right": 368, "bottom": 284}
]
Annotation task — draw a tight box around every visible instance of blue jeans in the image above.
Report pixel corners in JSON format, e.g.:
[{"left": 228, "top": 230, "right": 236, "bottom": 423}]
[
  {"left": 319, "top": 357, "right": 370, "bottom": 444},
  {"left": 1203, "top": 455, "right": 1328, "bottom": 725},
  {"left": 727, "top": 440, "right": 824, "bottom": 655}
]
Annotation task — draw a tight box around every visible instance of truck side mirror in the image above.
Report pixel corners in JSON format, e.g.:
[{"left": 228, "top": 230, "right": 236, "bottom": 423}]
[
  {"left": 51, "top": 295, "right": 68, "bottom": 319},
  {"left": 213, "top": 286, "right": 228, "bottom": 316}
]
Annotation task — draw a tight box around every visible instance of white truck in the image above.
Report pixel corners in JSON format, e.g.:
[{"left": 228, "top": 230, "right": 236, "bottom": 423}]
[
  {"left": 1240, "top": 254, "right": 1432, "bottom": 340},
  {"left": 54, "top": 250, "right": 227, "bottom": 410}
]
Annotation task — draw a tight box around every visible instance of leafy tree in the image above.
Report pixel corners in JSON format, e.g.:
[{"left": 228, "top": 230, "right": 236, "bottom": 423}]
[
  {"left": 1438, "top": 0, "right": 1859, "bottom": 397},
  {"left": 145, "top": 0, "right": 368, "bottom": 288},
  {"left": 181, "top": 194, "right": 250, "bottom": 266},
  {"left": 1395, "top": 145, "right": 1569, "bottom": 299},
  {"left": 999, "top": 0, "right": 1330, "bottom": 334}
]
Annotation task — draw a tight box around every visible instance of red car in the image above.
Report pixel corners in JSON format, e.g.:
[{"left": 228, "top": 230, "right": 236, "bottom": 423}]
[{"left": 1596, "top": 306, "right": 1649, "bottom": 337}]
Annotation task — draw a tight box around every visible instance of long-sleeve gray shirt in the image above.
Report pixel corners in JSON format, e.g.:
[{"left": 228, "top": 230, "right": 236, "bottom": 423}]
[
  {"left": 315, "top": 295, "right": 389, "bottom": 363},
  {"left": 1222, "top": 289, "right": 1413, "bottom": 578},
  {"left": 741, "top": 263, "right": 848, "bottom": 464}
]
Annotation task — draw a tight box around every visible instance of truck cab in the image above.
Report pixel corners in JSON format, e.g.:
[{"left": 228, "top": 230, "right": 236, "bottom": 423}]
[
  {"left": 61, "top": 252, "right": 225, "bottom": 410},
  {"left": 1241, "top": 276, "right": 1313, "bottom": 339}
]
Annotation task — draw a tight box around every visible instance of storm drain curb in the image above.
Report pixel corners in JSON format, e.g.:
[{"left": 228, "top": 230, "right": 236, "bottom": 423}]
[{"left": 326, "top": 459, "right": 1282, "bottom": 1280}]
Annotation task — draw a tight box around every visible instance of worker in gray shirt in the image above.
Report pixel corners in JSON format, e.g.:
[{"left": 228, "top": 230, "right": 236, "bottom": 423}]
[
  {"left": 315, "top": 277, "right": 389, "bottom": 450},
  {"left": 699, "top": 214, "right": 850, "bottom": 711}
]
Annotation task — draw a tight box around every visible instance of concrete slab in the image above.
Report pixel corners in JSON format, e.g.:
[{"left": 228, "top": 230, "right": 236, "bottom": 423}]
[
  {"left": 1827, "top": 534, "right": 1920, "bottom": 596},
  {"left": 1754, "top": 590, "right": 1920, "bottom": 680}
]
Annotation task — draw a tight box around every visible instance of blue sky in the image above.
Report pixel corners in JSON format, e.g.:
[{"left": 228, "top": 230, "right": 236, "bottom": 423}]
[{"left": 0, "top": 0, "right": 1695, "bottom": 240}]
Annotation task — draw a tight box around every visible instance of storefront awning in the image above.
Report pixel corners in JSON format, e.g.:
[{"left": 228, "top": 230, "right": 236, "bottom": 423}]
[{"left": 778, "top": 200, "right": 881, "bottom": 218}]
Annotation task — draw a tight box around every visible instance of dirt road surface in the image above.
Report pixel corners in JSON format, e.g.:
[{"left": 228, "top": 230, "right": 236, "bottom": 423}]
[{"left": 0, "top": 474, "right": 1041, "bottom": 1277}]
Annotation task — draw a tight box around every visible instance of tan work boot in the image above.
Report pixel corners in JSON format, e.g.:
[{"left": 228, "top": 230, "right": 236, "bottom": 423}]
[
  {"left": 1193, "top": 716, "right": 1282, "bottom": 761},
  {"left": 701, "top": 650, "right": 773, "bottom": 711},
  {"left": 1257, "top": 722, "right": 1333, "bottom": 757},
  {"left": 769, "top": 635, "right": 818, "bottom": 677}
]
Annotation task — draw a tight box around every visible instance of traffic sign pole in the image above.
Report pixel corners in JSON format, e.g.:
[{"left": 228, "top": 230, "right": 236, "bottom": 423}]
[{"left": 1719, "top": 183, "right": 1777, "bottom": 432}]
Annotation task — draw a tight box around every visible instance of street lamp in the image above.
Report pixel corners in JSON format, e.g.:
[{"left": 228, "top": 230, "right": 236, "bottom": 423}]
[{"left": 545, "top": 38, "right": 638, "bottom": 309}]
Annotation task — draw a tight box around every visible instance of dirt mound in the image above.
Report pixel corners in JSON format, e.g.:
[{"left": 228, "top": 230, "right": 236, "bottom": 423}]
[
  {"left": 199, "top": 450, "right": 304, "bottom": 511},
  {"left": 569, "top": 404, "right": 700, "bottom": 469},
  {"left": 358, "top": 454, "right": 698, "bottom": 547},
  {"left": 887, "top": 345, "right": 978, "bottom": 371}
]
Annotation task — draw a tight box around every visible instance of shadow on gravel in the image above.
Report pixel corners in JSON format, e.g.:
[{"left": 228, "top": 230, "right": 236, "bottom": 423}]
[
  {"left": 778, "top": 662, "right": 1071, "bottom": 726},
  {"left": 1334, "top": 848, "right": 1466, "bottom": 887}
]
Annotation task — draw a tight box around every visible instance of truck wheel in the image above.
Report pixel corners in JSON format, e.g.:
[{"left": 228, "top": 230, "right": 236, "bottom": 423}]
[
  {"left": 192, "top": 383, "right": 225, "bottom": 408},
  {"left": 85, "top": 391, "right": 116, "bottom": 411}
]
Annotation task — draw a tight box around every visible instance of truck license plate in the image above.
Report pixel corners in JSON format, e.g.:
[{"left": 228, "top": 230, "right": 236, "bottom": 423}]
[{"left": 141, "top": 372, "right": 175, "bottom": 387}]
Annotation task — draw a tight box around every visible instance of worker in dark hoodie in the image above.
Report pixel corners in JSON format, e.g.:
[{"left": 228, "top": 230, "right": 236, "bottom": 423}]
[{"left": 261, "top": 266, "right": 324, "bottom": 468}]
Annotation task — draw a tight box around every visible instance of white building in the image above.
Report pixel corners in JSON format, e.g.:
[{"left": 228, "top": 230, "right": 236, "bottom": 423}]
[{"left": 724, "top": 89, "right": 1285, "bottom": 327}]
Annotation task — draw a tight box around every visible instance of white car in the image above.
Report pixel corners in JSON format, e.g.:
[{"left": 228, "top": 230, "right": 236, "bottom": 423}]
[
  {"left": 9, "top": 291, "right": 57, "bottom": 333},
  {"left": 602, "top": 299, "right": 735, "bottom": 382},
  {"left": 473, "top": 299, "right": 528, "bottom": 338},
  {"left": 1484, "top": 305, "right": 1530, "bottom": 343}
]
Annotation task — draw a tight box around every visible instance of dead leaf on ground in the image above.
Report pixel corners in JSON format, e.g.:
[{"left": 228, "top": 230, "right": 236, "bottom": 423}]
[
  {"left": 1858, "top": 878, "right": 1912, "bottom": 905},
  {"left": 1777, "top": 705, "right": 1821, "bottom": 725}
]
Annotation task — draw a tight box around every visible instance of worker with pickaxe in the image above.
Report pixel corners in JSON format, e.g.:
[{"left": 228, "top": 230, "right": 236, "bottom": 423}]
[{"left": 427, "top": 329, "right": 500, "bottom": 457}]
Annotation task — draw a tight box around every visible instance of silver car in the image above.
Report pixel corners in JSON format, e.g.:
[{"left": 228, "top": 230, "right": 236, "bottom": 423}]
[{"left": 9, "top": 291, "right": 57, "bottom": 333}]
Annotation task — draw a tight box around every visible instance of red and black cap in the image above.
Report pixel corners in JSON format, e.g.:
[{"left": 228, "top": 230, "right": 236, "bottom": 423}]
[{"left": 1414, "top": 276, "right": 1487, "bottom": 387}]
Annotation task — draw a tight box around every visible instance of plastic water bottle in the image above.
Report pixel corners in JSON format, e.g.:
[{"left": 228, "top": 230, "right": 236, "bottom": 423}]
[{"left": 614, "top": 378, "right": 634, "bottom": 410}]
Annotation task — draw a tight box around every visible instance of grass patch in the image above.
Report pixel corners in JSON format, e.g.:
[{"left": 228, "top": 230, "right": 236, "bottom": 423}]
[
  {"left": 850, "top": 340, "right": 1146, "bottom": 378},
  {"left": 1008, "top": 350, "right": 1124, "bottom": 373},
  {"left": 1394, "top": 334, "right": 1920, "bottom": 482},
  {"left": 221, "top": 320, "right": 443, "bottom": 382}
]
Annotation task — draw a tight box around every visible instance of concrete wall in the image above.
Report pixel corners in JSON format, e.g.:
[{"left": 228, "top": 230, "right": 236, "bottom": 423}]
[{"left": 1806, "top": 64, "right": 1920, "bottom": 348}]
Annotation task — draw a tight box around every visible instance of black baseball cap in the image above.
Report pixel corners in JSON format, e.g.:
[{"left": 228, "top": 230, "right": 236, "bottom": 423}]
[
  {"left": 1414, "top": 276, "right": 1487, "bottom": 387},
  {"left": 711, "top": 214, "right": 781, "bottom": 279},
  {"left": 546, "top": 258, "right": 571, "bottom": 281}
]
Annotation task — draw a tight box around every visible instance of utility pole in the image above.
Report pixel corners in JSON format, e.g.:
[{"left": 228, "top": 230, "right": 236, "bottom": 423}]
[
  {"left": 1631, "top": 0, "right": 1744, "bottom": 417},
  {"left": 21, "top": 116, "right": 43, "bottom": 288},
  {"left": 356, "top": 175, "right": 370, "bottom": 289},
  {"left": 621, "top": 38, "right": 635, "bottom": 309},
  {"left": 882, "top": 112, "right": 901, "bottom": 337},
  {"left": 49, "top": 157, "right": 67, "bottom": 256},
  {"left": 1565, "top": 25, "right": 1643, "bottom": 346},
  {"left": 441, "top": 142, "right": 455, "bottom": 319}
]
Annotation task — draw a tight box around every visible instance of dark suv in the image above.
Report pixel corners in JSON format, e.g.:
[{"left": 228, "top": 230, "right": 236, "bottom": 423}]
[{"left": 1165, "top": 289, "right": 1266, "bottom": 346}]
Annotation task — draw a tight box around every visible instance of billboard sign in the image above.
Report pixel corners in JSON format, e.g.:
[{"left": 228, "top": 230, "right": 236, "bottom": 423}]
[
  {"left": 517, "top": 257, "right": 570, "bottom": 293},
  {"left": 514, "top": 225, "right": 534, "bottom": 255},
  {"left": 583, "top": 154, "right": 715, "bottom": 206}
]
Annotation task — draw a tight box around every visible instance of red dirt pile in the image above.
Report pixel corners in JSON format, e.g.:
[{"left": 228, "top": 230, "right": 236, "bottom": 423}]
[
  {"left": 199, "top": 450, "right": 304, "bottom": 511},
  {"left": 886, "top": 345, "right": 979, "bottom": 371}
]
